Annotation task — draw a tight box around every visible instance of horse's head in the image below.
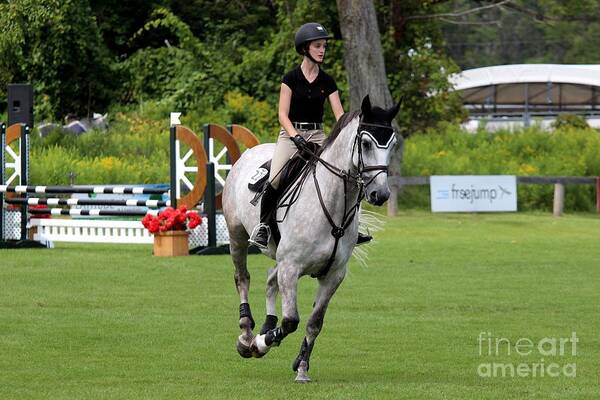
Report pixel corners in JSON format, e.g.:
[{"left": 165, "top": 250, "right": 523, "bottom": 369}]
[{"left": 354, "top": 95, "right": 400, "bottom": 206}]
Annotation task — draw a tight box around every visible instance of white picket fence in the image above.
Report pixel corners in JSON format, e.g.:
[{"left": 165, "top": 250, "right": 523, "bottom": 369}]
[
  {"left": 30, "top": 219, "right": 152, "bottom": 244},
  {"left": 28, "top": 214, "right": 229, "bottom": 247}
]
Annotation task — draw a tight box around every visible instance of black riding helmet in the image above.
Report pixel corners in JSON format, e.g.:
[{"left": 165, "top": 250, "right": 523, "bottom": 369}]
[{"left": 294, "top": 23, "right": 332, "bottom": 55}]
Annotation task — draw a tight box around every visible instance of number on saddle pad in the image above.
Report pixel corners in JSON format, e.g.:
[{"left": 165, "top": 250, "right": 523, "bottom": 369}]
[{"left": 248, "top": 161, "right": 271, "bottom": 192}]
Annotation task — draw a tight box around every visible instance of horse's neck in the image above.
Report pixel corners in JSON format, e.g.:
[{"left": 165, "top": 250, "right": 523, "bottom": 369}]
[{"left": 314, "top": 121, "right": 360, "bottom": 216}]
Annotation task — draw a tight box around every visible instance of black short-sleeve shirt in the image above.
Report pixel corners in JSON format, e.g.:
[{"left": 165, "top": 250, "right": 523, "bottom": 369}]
[{"left": 282, "top": 65, "right": 338, "bottom": 123}]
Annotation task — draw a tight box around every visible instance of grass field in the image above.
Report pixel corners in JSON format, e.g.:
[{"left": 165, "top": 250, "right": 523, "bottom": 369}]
[{"left": 1, "top": 211, "right": 600, "bottom": 399}]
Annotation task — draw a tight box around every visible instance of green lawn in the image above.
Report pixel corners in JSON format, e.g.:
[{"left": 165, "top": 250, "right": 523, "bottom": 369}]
[{"left": 1, "top": 211, "right": 599, "bottom": 399}]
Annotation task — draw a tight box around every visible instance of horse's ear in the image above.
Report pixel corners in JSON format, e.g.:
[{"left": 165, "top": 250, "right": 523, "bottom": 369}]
[
  {"left": 361, "top": 95, "right": 372, "bottom": 115},
  {"left": 388, "top": 98, "right": 402, "bottom": 119}
]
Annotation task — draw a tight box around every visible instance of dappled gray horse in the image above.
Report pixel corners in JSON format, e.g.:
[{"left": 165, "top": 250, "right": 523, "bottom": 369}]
[{"left": 222, "top": 95, "right": 400, "bottom": 382}]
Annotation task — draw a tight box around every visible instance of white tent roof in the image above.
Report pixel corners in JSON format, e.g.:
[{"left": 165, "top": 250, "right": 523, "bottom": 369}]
[
  {"left": 449, "top": 64, "right": 600, "bottom": 107},
  {"left": 450, "top": 64, "right": 600, "bottom": 90}
]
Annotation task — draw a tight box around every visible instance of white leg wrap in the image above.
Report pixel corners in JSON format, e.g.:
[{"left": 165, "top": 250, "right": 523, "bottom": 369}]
[{"left": 254, "top": 334, "right": 270, "bottom": 353}]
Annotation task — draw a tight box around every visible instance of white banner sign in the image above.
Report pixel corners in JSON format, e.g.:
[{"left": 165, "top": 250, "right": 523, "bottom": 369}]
[{"left": 430, "top": 175, "right": 517, "bottom": 212}]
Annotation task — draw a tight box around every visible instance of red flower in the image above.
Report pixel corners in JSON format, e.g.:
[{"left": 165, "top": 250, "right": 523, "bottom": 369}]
[
  {"left": 141, "top": 206, "right": 202, "bottom": 235},
  {"left": 149, "top": 220, "right": 160, "bottom": 233},
  {"left": 187, "top": 211, "right": 202, "bottom": 229}
]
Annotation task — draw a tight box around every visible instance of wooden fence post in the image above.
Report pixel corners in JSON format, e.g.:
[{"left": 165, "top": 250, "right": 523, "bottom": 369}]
[
  {"left": 388, "top": 185, "right": 398, "bottom": 217},
  {"left": 553, "top": 183, "right": 564, "bottom": 216},
  {"left": 596, "top": 177, "right": 600, "bottom": 213}
]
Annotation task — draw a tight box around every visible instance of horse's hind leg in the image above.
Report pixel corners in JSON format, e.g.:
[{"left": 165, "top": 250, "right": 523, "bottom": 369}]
[
  {"left": 293, "top": 266, "right": 346, "bottom": 383},
  {"left": 230, "top": 230, "right": 255, "bottom": 358},
  {"left": 260, "top": 266, "right": 279, "bottom": 335}
]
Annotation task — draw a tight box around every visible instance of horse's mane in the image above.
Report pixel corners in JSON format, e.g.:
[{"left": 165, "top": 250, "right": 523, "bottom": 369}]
[{"left": 319, "top": 110, "right": 361, "bottom": 152}]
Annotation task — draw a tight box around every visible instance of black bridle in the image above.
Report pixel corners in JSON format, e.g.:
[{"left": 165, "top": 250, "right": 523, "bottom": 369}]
[
  {"left": 309, "top": 119, "right": 396, "bottom": 278},
  {"left": 354, "top": 121, "right": 397, "bottom": 186},
  {"left": 313, "top": 120, "right": 395, "bottom": 188}
]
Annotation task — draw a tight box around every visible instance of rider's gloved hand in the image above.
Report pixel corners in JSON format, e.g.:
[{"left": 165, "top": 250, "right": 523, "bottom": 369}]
[
  {"left": 291, "top": 134, "right": 309, "bottom": 150},
  {"left": 290, "top": 135, "right": 313, "bottom": 159}
]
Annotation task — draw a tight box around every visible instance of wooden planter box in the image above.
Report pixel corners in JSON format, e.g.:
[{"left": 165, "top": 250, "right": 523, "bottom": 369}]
[{"left": 153, "top": 231, "right": 189, "bottom": 257}]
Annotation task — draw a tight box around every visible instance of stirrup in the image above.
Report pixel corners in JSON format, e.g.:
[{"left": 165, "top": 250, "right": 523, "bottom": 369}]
[{"left": 248, "top": 223, "right": 271, "bottom": 249}]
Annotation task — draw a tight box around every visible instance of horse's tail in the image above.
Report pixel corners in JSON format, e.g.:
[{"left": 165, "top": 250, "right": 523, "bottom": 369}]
[{"left": 352, "top": 207, "right": 385, "bottom": 269}]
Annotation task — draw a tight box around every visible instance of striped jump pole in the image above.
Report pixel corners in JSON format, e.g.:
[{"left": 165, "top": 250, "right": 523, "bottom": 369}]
[
  {"left": 28, "top": 208, "right": 159, "bottom": 217},
  {"left": 6, "top": 198, "right": 170, "bottom": 208},
  {"left": 0, "top": 185, "right": 169, "bottom": 195}
]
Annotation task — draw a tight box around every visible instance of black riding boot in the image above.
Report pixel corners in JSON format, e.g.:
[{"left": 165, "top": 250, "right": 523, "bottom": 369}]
[
  {"left": 249, "top": 183, "right": 278, "bottom": 249},
  {"left": 357, "top": 231, "right": 373, "bottom": 246}
]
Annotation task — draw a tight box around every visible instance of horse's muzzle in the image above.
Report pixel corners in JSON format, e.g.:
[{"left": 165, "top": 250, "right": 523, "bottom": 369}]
[{"left": 368, "top": 188, "right": 390, "bottom": 206}]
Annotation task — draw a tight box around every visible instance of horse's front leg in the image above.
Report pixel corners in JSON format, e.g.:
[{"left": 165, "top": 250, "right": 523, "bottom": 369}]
[
  {"left": 250, "top": 265, "right": 299, "bottom": 357},
  {"left": 293, "top": 266, "right": 346, "bottom": 383}
]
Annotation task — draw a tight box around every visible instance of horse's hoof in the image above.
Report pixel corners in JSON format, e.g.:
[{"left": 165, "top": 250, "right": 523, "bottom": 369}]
[
  {"left": 250, "top": 334, "right": 270, "bottom": 358},
  {"left": 295, "top": 361, "right": 311, "bottom": 383},
  {"left": 237, "top": 340, "right": 253, "bottom": 358},
  {"left": 237, "top": 334, "right": 254, "bottom": 358},
  {"left": 251, "top": 350, "right": 267, "bottom": 358},
  {"left": 295, "top": 375, "right": 311, "bottom": 383}
]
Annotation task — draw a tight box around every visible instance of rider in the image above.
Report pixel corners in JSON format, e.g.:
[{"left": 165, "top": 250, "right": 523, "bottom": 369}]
[{"left": 248, "top": 22, "right": 372, "bottom": 249}]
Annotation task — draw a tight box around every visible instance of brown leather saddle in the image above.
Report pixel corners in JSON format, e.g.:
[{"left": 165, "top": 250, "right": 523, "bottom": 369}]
[{"left": 248, "top": 144, "right": 319, "bottom": 195}]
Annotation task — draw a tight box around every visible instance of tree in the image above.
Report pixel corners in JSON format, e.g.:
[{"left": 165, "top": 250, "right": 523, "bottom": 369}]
[
  {"left": 0, "top": 0, "right": 113, "bottom": 120},
  {"left": 336, "top": 0, "right": 467, "bottom": 215},
  {"left": 337, "top": 0, "right": 404, "bottom": 216},
  {"left": 439, "top": 0, "right": 600, "bottom": 68},
  {"left": 90, "top": 0, "right": 159, "bottom": 57},
  {"left": 336, "top": 0, "right": 395, "bottom": 112}
]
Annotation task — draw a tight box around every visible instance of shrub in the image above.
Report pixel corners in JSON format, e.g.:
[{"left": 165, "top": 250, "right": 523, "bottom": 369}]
[
  {"left": 552, "top": 114, "right": 589, "bottom": 130},
  {"left": 184, "top": 91, "right": 279, "bottom": 143},
  {"left": 399, "top": 125, "right": 600, "bottom": 211}
]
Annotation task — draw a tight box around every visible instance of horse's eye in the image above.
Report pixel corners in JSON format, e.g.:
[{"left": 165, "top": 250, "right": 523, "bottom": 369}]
[{"left": 362, "top": 138, "right": 372, "bottom": 150}]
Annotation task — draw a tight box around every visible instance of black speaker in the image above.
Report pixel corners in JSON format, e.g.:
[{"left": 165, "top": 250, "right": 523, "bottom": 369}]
[{"left": 7, "top": 84, "right": 33, "bottom": 128}]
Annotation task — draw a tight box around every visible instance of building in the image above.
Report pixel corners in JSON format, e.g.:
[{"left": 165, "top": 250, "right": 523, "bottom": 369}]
[{"left": 449, "top": 64, "right": 600, "bottom": 131}]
